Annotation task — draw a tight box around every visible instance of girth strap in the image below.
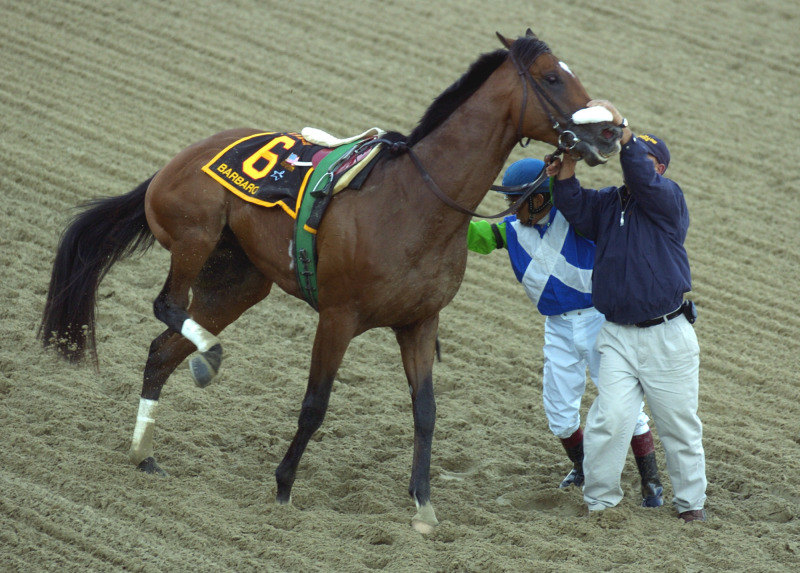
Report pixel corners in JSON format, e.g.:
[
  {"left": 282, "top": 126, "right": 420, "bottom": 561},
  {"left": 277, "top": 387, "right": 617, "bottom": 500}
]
[{"left": 293, "top": 143, "right": 359, "bottom": 310}]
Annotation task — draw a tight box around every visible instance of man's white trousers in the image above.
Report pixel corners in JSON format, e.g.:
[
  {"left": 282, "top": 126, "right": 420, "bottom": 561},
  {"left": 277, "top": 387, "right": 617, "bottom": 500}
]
[{"left": 583, "top": 315, "right": 706, "bottom": 513}]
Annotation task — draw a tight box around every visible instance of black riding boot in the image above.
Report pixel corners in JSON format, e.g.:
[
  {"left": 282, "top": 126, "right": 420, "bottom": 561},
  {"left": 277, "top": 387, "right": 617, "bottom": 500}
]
[
  {"left": 559, "top": 440, "right": 585, "bottom": 489},
  {"left": 635, "top": 452, "right": 664, "bottom": 507}
]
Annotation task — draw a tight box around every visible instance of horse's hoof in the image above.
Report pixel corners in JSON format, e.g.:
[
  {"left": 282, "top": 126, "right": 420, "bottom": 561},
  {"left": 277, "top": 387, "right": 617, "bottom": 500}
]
[
  {"left": 411, "top": 519, "right": 435, "bottom": 535},
  {"left": 136, "top": 456, "right": 168, "bottom": 476},
  {"left": 275, "top": 481, "right": 293, "bottom": 505},
  {"left": 190, "top": 343, "right": 222, "bottom": 388},
  {"left": 411, "top": 502, "right": 439, "bottom": 535},
  {"left": 189, "top": 355, "right": 216, "bottom": 388}
]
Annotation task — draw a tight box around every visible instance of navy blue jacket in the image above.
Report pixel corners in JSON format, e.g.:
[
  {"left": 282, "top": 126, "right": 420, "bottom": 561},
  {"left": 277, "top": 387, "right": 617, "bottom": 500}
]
[{"left": 553, "top": 136, "right": 691, "bottom": 324}]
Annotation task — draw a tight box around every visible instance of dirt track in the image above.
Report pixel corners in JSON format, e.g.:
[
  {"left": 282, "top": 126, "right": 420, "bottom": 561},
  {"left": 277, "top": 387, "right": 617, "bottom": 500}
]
[{"left": 2, "top": 0, "right": 800, "bottom": 571}]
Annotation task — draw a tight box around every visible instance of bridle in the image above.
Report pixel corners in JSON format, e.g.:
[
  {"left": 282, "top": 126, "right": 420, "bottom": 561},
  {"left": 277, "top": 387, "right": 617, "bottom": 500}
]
[
  {"left": 503, "top": 34, "right": 583, "bottom": 155},
  {"left": 381, "top": 36, "right": 583, "bottom": 220}
]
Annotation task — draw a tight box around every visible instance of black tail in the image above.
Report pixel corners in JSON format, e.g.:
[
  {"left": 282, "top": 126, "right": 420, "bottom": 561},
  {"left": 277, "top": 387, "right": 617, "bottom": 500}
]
[{"left": 39, "top": 176, "right": 157, "bottom": 364}]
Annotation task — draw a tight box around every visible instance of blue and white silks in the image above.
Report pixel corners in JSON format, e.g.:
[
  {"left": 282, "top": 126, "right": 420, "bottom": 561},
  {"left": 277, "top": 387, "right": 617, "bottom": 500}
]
[{"left": 504, "top": 209, "right": 595, "bottom": 316}]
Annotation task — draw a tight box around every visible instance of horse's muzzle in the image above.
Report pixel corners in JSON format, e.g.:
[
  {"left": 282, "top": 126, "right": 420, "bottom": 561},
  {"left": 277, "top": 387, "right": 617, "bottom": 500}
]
[{"left": 570, "top": 123, "right": 622, "bottom": 166}]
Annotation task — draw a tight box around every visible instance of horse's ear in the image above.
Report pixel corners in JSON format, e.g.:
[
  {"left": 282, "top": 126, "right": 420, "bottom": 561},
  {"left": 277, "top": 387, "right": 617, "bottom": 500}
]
[
  {"left": 525, "top": 28, "right": 535, "bottom": 38},
  {"left": 496, "top": 32, "right": 513, "bottom": 49}
]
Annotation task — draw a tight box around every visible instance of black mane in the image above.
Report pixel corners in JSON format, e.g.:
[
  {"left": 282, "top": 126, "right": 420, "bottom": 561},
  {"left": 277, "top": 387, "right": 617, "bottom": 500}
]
[
  {"left": 406, "top": 50, "right": 507, "bottom": 146},
  {"left": 406, "top": 35, "right": 551, "bottom": 146}
]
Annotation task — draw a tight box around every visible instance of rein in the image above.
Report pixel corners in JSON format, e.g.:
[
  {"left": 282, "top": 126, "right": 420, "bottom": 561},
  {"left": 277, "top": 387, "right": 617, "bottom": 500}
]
[
  {"left": 378, "top": 138, "right": 551, "bottom": 219},
  {"left": 409, "top": 144, "right": 551, "bottom": 219}
]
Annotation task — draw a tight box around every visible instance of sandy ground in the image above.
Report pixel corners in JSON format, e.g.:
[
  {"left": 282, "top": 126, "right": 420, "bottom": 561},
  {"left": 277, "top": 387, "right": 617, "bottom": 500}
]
[{"left": 2, "top": 0, "right": 800, "bottom": 571}]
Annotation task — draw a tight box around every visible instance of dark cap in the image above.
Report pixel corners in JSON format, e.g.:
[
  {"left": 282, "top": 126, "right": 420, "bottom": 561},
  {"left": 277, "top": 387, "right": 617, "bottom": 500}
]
[
  {"left": 638, "top": 134, "right": 670, "bottom": 171},
  {"left": 497, "top": 158, "right": 549, "bottom": 195}
]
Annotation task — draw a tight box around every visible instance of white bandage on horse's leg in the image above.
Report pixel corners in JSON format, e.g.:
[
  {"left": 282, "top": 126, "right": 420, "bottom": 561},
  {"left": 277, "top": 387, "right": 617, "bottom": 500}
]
[
  {"left": 180, "top": 318, "right": 219, "bottom": 352},
  {"left": 129, "top": 398, "right": 158, "bottom": 464}
]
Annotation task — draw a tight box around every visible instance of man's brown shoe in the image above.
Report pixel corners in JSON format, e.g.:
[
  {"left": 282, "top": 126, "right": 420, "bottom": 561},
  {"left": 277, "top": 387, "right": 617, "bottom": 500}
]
[{"left": 678, "top": 509, "right": 706, "bottom": 522}]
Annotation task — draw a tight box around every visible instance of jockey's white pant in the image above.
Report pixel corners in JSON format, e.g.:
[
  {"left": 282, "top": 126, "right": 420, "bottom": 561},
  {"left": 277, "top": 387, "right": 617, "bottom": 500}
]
[
  {"left": 583, "top": 315, "right": 706, "bottom": 513},
  {"left": 543, "top": 307, "right": 650, "bottom": 439}
]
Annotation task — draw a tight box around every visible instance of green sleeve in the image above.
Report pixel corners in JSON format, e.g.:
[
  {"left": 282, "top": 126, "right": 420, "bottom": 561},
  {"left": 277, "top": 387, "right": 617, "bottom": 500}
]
[{"left": 467, "top": 220, "right": 507, "bottom": 254}]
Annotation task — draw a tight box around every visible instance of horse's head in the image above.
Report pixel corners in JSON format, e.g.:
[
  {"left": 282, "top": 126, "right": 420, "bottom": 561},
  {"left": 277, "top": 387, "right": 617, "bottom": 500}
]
[{"left": 498, "top": 30, "right": 622, "bottom": 166}]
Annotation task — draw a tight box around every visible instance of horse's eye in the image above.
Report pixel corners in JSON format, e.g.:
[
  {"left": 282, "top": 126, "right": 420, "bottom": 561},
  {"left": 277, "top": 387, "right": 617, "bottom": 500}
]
[{"left": 544, "top": 74, "right": 559, "bottom": 85}]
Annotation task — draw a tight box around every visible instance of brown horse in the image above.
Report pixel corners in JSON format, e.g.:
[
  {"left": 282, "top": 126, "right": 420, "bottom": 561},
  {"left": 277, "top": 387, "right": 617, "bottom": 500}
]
[{"left": 40, "top": 30, "right": 621, "bottom": 533}]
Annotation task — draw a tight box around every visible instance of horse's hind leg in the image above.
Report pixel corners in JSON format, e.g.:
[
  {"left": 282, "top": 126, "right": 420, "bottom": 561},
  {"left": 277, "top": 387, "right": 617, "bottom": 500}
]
[
  {"left": 130, "top": 250, "right": 272, "bottom": 473},
  {"left": 152, "top": 264, "right": 224, "bottom": 388},
  {"left": 126, "top": 232, "right": 219, "bottom": 473},
  {"left": 130, "top": 330, "right": 194, "bottom": 474},
  {"left": 395, "top": 315, "right": 440, "bottom": 534}
]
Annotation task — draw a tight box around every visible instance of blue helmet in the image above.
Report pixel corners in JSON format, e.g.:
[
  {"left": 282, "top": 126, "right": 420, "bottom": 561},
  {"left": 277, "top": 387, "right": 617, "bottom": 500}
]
[{"left": 498, "top": 158, "right": 549, "bottom": 195}]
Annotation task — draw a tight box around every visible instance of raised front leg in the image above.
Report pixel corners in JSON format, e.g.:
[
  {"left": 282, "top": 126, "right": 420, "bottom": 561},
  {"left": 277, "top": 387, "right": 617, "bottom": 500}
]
[
  {"left": 395, "top": 315, "right": 440, "bottom": 534},
  {"left": 275, "top": 311, "right": 355, "bottom": 504}
]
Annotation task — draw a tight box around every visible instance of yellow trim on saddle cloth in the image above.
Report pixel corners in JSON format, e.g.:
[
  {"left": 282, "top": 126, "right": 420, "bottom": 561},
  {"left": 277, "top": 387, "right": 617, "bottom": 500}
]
[{"left": 200, "top": 132, "right": 313, "bottom": 219}]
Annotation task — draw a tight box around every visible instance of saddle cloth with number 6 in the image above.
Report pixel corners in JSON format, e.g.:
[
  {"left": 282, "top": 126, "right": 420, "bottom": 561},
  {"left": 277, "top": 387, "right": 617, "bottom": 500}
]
[{"left": 201, "top": 128, "right": 384, "bottom": 218}]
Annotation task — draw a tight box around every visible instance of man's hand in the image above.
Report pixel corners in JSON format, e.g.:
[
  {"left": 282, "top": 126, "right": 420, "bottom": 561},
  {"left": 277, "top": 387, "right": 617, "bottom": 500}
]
[
  {"left": 587, "top": 99, "right": 623, "bottom": 125},
  {"left": 587, "top": 99, "right": 633, "bottom": 144},
  {"left": 545, "top": 153, "right": 577, "bottom": 180}
]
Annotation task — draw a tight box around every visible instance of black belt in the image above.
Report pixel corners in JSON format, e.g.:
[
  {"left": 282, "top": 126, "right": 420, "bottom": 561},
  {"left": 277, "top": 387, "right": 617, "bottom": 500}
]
[{"left": 635, "top": 306, "right": 684, "bottom": 328}]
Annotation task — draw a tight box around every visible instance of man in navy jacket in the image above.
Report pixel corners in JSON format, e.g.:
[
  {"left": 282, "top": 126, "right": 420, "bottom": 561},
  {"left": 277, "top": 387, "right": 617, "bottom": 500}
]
[{"left": 546, "top": 101, "right": 707, "bottom": 522}]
